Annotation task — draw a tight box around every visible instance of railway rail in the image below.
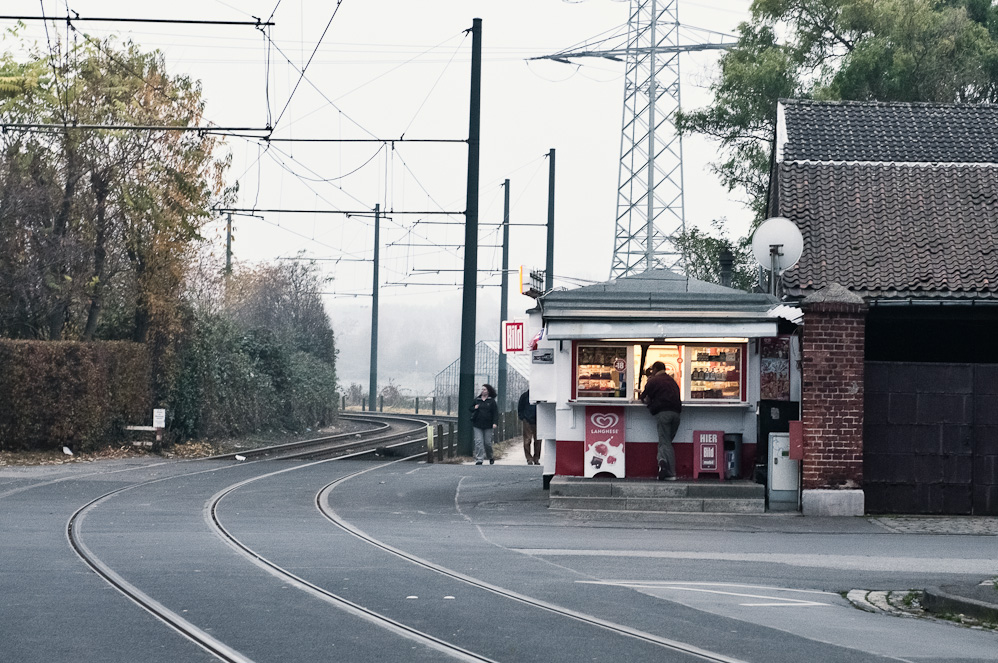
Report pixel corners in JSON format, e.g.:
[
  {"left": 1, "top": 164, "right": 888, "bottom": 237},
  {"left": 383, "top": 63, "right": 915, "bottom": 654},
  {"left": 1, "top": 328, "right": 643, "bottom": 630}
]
[
  {"left": 209, "top": 412, "right": 440, "bottom": 461},
  {"left": 63, "top": 427, "right": 749, "bottom": 663}
]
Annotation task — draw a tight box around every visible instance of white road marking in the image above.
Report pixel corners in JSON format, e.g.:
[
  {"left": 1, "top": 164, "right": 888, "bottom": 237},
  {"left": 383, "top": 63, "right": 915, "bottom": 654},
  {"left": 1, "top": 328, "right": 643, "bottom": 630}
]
[
  {"left": 515, "top": 549, "right": 997, "bottom": 574},
  {"left": 580, "top": 581, "right": 832, "bottom": 607}
]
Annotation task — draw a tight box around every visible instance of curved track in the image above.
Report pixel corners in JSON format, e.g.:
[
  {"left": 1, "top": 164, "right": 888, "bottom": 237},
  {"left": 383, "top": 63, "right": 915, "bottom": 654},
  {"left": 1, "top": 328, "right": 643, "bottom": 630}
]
[
  {"left": 209, "top": 413, "right": 431, "bottom": 461},
  {"left": 63, "top": 415, "right": 435, "bottom": 662},
  {"left": 62, "top": 425, "right": 749, "bottom": 663}
]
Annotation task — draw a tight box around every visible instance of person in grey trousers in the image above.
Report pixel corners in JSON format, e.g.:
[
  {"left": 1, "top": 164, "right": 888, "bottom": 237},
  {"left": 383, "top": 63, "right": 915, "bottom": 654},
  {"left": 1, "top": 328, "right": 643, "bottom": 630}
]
[
  {"left": 639, "top": 362, "right": 682, "bottom": 480},
  {"left": 469, "top": 383, "right": 498, "bottom": 465}
]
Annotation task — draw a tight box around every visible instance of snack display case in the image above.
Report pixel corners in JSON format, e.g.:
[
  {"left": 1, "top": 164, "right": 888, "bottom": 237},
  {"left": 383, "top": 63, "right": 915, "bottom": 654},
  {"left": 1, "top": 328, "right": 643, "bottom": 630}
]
[
  {"left": 576, "top": 345, "right": 628, "bottom": 399},
  {"left": 687, "top": 345, "right": 742, "bottom": 401}
]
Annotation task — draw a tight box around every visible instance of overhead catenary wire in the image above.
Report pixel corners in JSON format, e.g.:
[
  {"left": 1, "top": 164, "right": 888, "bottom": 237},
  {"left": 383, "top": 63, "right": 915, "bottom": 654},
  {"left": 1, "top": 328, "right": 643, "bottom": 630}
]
[
  {"left": 270, "top": 0, "right": 343, "bottom": 131},
  {"left": 0, "top": 14, "right": 275, "bottom": 26},
  {"left": 2, "top": 8, "right": 504, "bottom": 300}
]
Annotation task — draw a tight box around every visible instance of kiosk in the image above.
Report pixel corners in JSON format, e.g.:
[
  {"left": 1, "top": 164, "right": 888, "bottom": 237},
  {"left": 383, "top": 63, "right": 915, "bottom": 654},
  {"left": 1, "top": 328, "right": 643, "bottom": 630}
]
[{"left": 527, "top": 269, "right": 801, "bottom": 495}]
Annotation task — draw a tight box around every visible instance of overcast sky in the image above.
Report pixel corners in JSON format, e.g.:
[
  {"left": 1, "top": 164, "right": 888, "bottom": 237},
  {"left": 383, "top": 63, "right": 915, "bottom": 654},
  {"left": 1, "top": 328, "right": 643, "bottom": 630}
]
[{"left": 8, "top": 0, "right": 753, "bottom": 392}]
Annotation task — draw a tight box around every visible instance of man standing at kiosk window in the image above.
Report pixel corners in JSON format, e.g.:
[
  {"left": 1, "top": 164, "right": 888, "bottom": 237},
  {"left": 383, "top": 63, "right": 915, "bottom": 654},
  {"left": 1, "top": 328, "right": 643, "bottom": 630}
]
[
  {"left": 517, "top": 389, "right": 539, "bottom": 465},
  {"left": 639, "top": 361, "right": 682, "bottom": 481}
]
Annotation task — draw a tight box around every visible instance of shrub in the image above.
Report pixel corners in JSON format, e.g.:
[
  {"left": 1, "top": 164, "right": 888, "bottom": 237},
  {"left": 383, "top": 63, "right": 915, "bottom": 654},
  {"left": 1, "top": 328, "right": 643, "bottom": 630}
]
[{"left": 0, "top": 340, "right": 151, "bottom": 451}]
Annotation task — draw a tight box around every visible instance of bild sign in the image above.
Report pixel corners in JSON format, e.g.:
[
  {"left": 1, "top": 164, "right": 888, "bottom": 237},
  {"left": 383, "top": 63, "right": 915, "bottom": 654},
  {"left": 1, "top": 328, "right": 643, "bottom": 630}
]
[
  {"left": 501, "top": 320, "right": 525, "bottom": 353},
  {"left": 584, "top": 406, "right": 625, "bottom": 478}
]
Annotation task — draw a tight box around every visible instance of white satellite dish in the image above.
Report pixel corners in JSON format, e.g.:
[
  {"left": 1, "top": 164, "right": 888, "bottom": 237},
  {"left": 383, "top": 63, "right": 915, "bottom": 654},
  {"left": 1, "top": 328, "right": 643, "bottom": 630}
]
[{"left": 752, "top": 217, "right": 803, "bottom": 274}]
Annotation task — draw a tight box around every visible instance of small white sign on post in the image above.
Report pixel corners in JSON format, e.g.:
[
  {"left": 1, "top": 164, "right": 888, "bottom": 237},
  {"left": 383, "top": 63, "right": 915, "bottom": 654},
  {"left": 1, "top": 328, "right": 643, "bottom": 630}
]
[
  {"left": 502, "top": 320, "right": 526, "bottom": 353},
  {"left": 152, "top": 409, "right": 166, "bottom": 429}
]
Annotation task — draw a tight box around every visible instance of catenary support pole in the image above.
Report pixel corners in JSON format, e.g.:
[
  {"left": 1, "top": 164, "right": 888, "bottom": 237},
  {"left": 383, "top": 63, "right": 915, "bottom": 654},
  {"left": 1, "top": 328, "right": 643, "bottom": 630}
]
[
  {"left": 457, "top": 18, "right": 483, "bottom": 457},
  {"left": 369, "top": 204, "right": 380, "bottom": 409},
  {"left": 497, "top": 179, "right": 510, "bottom": 412},
  {"left": 225, "top": 213, "right": 233, "bottom": 276},
  {"left": 545, "top": 148, "right": 556, "bottom": 291}
]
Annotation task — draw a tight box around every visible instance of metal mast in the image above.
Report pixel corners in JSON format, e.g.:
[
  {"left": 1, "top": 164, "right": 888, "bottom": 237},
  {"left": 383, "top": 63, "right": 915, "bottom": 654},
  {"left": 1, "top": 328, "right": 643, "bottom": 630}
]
[{"left": 532, "top": 0, "right": 735, "bottom": 278}]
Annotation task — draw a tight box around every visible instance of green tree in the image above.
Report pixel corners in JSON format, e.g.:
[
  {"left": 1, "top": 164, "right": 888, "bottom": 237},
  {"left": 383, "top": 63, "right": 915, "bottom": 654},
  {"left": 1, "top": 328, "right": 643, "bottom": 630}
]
[
  {"left": 678, "top": 0, "right": 998, "bottom": 224},
  {"left": 674, "top": 219, "right": 758, "bottom": 291}
]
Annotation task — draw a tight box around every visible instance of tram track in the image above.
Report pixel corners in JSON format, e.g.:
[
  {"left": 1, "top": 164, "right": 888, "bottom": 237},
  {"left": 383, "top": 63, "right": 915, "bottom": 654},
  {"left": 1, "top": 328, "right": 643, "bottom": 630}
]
[
  {"left": 205, "top": 457, "right": 499, "bottom": 663},
  {"left": 315, "top": 466, "right": 748, "bottom": 663},
  {"left": 63, "top": 415, "right": 435, "bottom": 663},
  {"left": 208, "top": 412, "right": 432, "bottom": 461},
  {"left": 65, "top": 413, "right": 746, "bottom": 663}
]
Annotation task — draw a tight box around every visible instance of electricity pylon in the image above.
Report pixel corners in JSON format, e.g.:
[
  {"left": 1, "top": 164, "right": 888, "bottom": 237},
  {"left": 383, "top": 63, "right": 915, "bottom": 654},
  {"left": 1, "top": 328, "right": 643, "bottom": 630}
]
[{"left": 533, "top": 0, "right": 735, "bottom": 278}]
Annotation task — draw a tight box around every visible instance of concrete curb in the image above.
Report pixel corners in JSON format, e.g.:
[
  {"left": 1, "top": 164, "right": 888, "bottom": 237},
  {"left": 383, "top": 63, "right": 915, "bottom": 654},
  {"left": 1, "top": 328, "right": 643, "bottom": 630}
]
[{"left": 922, "top": 586, "right": 998, "bottom": 624}]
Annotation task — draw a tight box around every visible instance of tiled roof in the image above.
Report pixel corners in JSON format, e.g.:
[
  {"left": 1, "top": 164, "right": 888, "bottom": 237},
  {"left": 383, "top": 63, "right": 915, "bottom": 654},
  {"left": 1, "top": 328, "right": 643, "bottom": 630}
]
[
  {"left": 540, "top": 268, "right": 777, "bottom": 314},
  {"left": 776, "top": 162, "right": 998, "bottom": 299},
  {"left": 779, "top": 99, "right": 998, "bottom": 164}
]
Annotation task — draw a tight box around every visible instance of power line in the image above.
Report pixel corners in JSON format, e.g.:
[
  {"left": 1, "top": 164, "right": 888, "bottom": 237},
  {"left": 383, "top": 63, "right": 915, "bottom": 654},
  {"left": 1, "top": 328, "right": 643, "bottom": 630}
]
[
  {"left": 214, "top": 208, "right": 461, "bottom": 215},
  {"left": 264, "top": 137, "right": 465, "bottom": 143},
  {"left": 0, "top": 14, "right": 274, "bottom": 27},
  {"left": 0, "top": 122, "right": 270, "bottom": 134},
  {"left": 271, "top": 1, "right": 343, "bottom": 131}
]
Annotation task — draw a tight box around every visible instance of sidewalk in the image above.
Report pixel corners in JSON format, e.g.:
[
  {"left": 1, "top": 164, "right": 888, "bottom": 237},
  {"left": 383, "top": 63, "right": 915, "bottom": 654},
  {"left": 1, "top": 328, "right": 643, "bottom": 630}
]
[
  {"left": 923, "top": 580, "right": 998, "bottom": 625},
  {"left": 485, "top": 443, "right": 998, "bottom": 626}
]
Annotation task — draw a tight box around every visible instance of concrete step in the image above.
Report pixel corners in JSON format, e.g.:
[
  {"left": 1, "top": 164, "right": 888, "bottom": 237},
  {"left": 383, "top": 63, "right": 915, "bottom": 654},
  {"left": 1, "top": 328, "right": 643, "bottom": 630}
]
[{"left": 549, "top": 476, "right": 766, "bottom": 514}]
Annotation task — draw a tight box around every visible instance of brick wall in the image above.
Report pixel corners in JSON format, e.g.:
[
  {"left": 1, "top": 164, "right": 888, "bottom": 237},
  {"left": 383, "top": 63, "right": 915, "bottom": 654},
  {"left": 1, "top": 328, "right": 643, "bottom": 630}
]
[{"left": 800, "top": 297, "right": 868, "bottom": 489}]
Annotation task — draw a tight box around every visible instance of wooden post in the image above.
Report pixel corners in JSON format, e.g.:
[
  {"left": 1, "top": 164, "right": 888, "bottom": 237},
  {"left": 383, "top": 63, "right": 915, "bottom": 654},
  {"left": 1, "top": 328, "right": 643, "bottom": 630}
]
[
  {"left": 448, "top": 422, "right": 455, "bottom": 458},
  {"left": 432, "top": 396, "right": 436, "bottom": 415},
  {"left": 437, "top": 423, "right": 444, "bottom": 462},
  {"left": 426, "top": 425, "right": 434, "bottom": 463},
  {"left": 415, "top": 396, "right": 420, "bottom": 414}
]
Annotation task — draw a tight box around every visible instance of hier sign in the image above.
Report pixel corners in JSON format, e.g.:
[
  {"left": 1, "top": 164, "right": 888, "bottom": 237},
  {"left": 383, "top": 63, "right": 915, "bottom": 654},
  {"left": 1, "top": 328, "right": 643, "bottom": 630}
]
[
  {"left": 502, "top": 320, "right": 525, "bottom": 353},
  {"left": 693, "top": 430, "right": 724, "bottom": 481}
]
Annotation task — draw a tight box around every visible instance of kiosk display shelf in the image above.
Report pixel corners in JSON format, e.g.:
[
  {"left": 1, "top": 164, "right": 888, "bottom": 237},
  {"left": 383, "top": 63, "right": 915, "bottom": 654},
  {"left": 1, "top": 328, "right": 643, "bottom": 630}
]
[
  {"left": 576, "top": 344, "right": 628, "bottom": 399},
  {"left": 688, "top": 345, "right": 742, "bottom": 401}
]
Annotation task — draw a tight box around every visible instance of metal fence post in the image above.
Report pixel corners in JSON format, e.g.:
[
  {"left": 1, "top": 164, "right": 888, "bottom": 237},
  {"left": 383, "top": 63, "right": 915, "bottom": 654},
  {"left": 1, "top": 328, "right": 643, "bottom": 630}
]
[
  {"left": 447, "top": 396, "right": 451, "bottom": 416},
  {"left": 415, "top": 396, "right": 419, "bottom": 415}
]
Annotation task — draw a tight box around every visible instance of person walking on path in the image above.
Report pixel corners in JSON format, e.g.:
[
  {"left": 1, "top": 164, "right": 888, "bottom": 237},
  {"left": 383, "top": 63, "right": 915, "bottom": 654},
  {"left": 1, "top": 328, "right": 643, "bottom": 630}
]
[
  {"left": 517, "top": 389, "right": 539, "bottom": 465},
  {"left": 470, "top": 383, "right": 499, "bottom": 465},
  {"left": 639, "top": 361, "right": 682, "bottom": 480}
]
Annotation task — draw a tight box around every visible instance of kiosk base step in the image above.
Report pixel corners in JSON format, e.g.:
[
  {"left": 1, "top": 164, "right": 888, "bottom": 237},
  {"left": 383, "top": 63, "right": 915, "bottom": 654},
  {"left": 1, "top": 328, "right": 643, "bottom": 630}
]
[{"left": 549, "top": 476, "right": 765, "bottom": 514}]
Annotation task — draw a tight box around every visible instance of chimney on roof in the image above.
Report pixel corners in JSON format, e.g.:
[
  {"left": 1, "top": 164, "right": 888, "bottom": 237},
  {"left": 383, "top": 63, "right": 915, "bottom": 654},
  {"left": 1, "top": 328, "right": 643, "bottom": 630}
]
[{"left": 718, "top": 246, "right": 734, "bottom": 288}]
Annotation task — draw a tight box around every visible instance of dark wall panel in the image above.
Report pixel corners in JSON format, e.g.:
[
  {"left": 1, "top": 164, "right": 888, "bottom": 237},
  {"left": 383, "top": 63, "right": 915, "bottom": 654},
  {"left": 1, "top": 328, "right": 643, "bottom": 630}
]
[{"left": 865, "top": 362, "right": 996, "bottom": 515}]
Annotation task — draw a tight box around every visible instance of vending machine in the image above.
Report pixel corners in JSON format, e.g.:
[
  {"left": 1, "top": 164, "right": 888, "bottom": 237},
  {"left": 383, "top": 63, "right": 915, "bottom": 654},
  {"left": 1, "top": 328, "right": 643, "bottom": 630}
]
[{"left": 768, "top": 432, "right": 800, "bottom": 510}]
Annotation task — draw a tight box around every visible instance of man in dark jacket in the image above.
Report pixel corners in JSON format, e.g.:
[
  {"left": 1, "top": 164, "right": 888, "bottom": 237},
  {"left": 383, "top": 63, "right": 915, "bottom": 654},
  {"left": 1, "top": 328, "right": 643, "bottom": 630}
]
[
  {"left": 517, "top": 389, "right": 539, "bottom": 465},
  {"left": 639, "top": 361, "right": 682, "bottom": 480}
]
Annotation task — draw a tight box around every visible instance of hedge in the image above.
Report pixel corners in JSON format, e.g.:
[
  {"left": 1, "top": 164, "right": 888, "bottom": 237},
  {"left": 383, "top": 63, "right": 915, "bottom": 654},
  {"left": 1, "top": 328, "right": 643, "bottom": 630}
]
[{"left": 0, "top": 340, "right": 152, "bottom": 452}]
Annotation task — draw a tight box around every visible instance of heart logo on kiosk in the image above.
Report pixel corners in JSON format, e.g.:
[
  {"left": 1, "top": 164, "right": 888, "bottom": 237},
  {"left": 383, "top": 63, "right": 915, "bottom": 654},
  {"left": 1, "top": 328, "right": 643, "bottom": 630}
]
[{"left": 591, "top": 413, "right": 619, "bottom": 429}]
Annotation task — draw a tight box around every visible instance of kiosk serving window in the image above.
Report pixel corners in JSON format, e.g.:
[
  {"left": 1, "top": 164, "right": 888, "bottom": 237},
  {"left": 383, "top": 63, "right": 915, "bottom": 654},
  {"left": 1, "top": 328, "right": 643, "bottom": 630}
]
[
  {"left": 575, "top": 340, "right": 746, "bottom": 402},
  {"left": 576, "top": 344, "right": 629, "bottom": 398}
]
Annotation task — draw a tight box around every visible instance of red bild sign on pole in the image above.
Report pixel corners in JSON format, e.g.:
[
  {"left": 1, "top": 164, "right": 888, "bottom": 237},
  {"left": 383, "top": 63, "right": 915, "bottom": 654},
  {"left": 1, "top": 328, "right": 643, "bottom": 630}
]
[{"left": 502, "top": 320, "right": 525, "bottom": 353}]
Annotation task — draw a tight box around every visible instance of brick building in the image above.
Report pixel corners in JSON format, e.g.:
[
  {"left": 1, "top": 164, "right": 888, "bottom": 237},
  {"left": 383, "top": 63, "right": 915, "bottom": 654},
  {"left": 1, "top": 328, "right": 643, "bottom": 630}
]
[{"left": 769, "top": 100, "right": 998, "bottom": 515}]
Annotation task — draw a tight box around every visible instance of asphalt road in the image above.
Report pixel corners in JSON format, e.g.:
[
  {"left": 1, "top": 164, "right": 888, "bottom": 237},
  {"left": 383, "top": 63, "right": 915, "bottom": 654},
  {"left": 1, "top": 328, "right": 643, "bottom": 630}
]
[{"left": 1, "top": 454, "right": 996, "bottom": 662}]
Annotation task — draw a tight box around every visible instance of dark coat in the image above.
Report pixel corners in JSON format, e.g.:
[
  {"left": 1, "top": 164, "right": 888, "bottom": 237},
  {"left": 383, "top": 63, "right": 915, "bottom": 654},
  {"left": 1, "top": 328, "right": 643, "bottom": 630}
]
[
  {"left": 639, "top": 371, "right": 682, "bottom": 416},
  {"left": 469, "top": 396, "right": 498, "bottom": 430},
  {"left": 517, "top": 391, "right": 536, "bottom": 424}
]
